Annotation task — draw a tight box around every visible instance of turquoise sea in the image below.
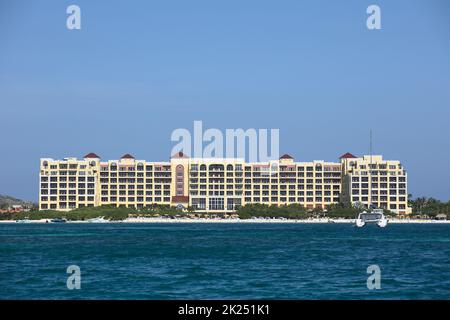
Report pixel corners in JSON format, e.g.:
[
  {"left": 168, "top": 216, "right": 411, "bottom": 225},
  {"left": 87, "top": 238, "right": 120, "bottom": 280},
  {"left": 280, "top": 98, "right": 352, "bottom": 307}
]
[{"left": 0, "top": 223, "right": 449, "bottom": 299}]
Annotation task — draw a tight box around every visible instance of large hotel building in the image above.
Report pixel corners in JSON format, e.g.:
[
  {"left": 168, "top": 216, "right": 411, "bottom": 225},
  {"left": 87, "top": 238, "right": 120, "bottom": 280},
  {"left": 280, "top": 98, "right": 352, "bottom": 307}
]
[{"left": 39, "top": 152, "right": 411, "bottom": 214}]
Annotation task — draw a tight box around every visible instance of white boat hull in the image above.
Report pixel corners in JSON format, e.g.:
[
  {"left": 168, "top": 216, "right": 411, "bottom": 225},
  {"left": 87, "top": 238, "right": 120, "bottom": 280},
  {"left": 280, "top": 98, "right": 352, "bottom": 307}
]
[
  {"left": 356, "top": 219, "right": 365, "bottom": 227},
  {"left": 377, "top": 218, "right": 388, "bottom": 228},
  {"left": 355, "top": 209, "right": 388, "bottom": 228},
  {"left": 88, "top": 217, "right": 108, "bottom": 223}
]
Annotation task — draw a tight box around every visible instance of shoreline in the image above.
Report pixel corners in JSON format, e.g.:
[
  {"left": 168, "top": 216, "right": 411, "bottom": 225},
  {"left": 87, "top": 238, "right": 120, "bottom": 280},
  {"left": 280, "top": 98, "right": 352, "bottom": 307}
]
[{"left": 0, "top": 218, "right": 449, "bottom": 224}]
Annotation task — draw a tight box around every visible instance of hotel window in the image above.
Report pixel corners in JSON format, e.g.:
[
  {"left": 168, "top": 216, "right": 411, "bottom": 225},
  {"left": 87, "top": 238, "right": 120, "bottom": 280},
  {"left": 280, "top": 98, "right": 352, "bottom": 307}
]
[{"left": 192, "top": 198, "right": 206, "bottom": 210}]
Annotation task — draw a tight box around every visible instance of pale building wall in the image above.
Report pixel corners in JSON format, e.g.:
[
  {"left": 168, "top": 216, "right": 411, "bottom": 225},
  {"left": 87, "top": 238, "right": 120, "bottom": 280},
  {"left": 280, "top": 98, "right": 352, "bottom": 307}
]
[{"left": 39, "top": 152, "right": 411, "bottom": 215}]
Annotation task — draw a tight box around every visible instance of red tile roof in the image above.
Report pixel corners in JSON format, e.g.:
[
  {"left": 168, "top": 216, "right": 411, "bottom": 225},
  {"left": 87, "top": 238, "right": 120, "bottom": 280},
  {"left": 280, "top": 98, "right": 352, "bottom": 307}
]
[
  {"left": 121, "top": 154, "right": 135, "bottom": 159},
  {"left": 339, "top": 152, "right": 357, "bottom": 159},
  {"left": 279, "top": 154, "right": 294, "bottom": 160},
  {"left": 84, "top": 152, "right": 100, "bottom": 159}
]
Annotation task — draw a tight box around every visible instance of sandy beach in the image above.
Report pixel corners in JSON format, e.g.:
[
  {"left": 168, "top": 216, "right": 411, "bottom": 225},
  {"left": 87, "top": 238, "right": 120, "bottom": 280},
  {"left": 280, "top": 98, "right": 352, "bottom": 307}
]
[{"left": 1, "top": 218, "right": 449, "bottom": 224}]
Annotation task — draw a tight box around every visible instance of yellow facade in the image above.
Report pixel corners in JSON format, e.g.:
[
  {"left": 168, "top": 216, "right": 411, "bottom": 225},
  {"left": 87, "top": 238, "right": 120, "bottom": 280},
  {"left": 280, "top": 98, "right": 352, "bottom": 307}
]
[
  {"left": 39, "top": 152, "right": 410, "bottom": 214},
  {"left": 340, "top": 154, "right": 411, "bottom": 214},
  {"left": 39, "top": 156, "right": 101, "bottom": 210}
]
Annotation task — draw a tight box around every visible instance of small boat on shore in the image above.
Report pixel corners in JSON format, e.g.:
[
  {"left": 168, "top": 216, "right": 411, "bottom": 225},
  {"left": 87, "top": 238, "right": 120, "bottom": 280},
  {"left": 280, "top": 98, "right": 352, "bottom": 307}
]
[
  {"left": 87, "top": 216, "right": 108, "bottom": 223},
  {"left": 355, "top": 208, "right": 388, "bottom": 228},
  {"left": 16, "top": 219, "right": 32, "bottom": 223},
  {"left": 50, "top": 218, "right": 67, "bottom": 223}
]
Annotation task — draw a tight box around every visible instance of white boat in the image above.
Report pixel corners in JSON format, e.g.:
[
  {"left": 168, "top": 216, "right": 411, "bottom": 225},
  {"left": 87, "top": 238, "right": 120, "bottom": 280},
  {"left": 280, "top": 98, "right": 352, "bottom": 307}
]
[
  {"left": 87, "top": 216, "right": 109, "bottom": 223},
  {"left": 355, "top": 209, "right": 388, "bottom": 228},
  {"left": 16, "top": 219, "right": 32, "bottom": 223}
]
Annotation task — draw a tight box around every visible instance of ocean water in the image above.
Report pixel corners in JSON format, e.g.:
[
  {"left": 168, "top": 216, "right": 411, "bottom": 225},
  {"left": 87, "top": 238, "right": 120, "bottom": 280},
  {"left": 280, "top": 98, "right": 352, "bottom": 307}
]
[{"left": 0, "top": 223, "right": 449, "bottom": 300}]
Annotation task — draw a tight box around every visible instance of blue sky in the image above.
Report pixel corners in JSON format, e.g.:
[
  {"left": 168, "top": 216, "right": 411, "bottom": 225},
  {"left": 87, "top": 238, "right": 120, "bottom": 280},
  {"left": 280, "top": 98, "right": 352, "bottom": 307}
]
[{"left": 1, "top": 0, "right": 449, "bottom": 201}]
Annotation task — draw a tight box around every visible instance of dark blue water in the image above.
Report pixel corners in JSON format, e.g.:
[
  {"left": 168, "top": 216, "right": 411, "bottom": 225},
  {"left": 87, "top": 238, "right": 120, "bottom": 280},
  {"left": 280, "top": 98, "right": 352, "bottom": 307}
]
[{"left": 0, "top": 223, "right": 449, "bottom": 299}]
